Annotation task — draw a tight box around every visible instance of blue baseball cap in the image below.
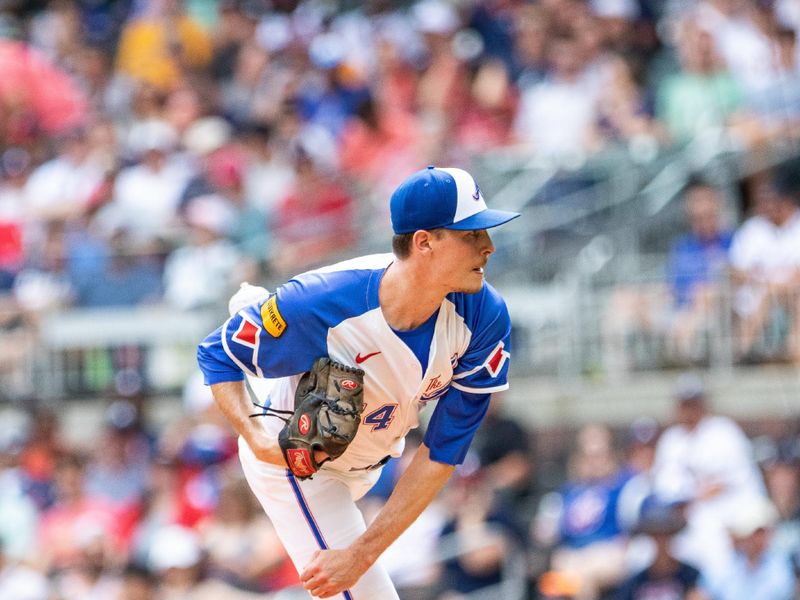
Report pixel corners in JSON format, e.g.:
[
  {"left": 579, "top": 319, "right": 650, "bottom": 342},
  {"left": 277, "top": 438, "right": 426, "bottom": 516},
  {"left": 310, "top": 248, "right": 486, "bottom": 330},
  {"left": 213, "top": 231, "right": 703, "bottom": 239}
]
[{"left": 390, "top": 166, "right": 520, "bottom": 234}]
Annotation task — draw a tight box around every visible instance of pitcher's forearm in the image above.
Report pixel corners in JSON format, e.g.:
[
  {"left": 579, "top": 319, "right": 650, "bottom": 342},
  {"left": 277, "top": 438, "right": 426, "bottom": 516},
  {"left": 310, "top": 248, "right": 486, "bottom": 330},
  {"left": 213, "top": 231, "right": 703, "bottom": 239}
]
[
  {"left": 210, "top": 380, "right": 285, "bottom": 466},
  {"left": 352, "top": 443, "right": 454, "bottom": 563}
]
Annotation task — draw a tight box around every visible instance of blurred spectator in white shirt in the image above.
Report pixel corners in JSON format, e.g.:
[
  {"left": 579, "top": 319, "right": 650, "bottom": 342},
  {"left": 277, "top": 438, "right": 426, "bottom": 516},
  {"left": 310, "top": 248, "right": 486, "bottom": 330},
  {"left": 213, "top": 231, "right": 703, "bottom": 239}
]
[
  {"left": 162, "top": 195, "right": 243, "bottom": 311},
  {"left": 0, "top": 416, "right": 37, "bottom": 563},
  {"left": 694, "top": 0, "right": 776, "bottom": 96},
  {"left": 746, "top": 25, "right": 800, "bottom": 142},
  {"left": 13, "top": 223, "right": 75, "bottom": 316},
  {"left": 99, "top": 120, "right": 193, "bottom": 244},
  {"left": 729, "top": 162, "right": 800, "bottom": 362},
  {"left": 148, "top": 525, "right": 268, "bottom": 600},
  {"left": 652, "top": 373, "right": 766, "bottom": 581},
  {"left": 514, "top": 33, "right": 599, "bottom": 161},
  {"left": 24, "top": 128, "right": 105, "bottom": 237},
  {"left": 0, "top": 542, "right": 50, "bottom": 600}
]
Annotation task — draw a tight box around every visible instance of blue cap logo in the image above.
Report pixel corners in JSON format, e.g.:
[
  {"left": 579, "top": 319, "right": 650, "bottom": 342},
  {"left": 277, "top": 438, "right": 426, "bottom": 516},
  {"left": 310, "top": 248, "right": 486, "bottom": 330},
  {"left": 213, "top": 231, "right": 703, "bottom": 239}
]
[{"left": 472, "top": 182, "right": 481, "bottom": 201}]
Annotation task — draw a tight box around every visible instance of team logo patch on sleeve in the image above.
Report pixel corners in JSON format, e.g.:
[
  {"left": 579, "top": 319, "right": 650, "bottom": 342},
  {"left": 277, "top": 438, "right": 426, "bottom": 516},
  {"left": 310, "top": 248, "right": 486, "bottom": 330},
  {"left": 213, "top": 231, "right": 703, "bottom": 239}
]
[
  {"left": 261, "top": 295, "right": 287, "bottom": 338},
  {"left": 230, "top": 315, "right": 263, "bottom": 372},
  {"left": 484, "top": 341, "right": 510, "bottom": 377},
  {"left": 233, "top": 319, "right": 259, "bottom": 347}
]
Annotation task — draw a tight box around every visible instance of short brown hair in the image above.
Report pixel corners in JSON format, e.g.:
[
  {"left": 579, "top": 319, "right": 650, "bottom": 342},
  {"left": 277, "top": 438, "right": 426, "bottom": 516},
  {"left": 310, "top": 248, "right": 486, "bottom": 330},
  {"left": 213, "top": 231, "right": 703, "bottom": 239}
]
[{"left": 392, "top": 233, "right": 415, "bottom": 259}]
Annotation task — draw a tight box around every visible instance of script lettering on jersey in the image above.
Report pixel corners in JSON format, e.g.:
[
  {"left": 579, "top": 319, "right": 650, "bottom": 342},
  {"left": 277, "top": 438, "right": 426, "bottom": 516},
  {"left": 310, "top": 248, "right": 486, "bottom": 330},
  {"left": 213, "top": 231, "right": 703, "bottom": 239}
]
[
  {"left": 425, "top": 376, "right": 443, "bottom": 395},
  {"left": 261, "top": 296, "right": 287, "bottom": 338},
  {"left": 420, "top": 374, "right": 451, "bottom": 403}
]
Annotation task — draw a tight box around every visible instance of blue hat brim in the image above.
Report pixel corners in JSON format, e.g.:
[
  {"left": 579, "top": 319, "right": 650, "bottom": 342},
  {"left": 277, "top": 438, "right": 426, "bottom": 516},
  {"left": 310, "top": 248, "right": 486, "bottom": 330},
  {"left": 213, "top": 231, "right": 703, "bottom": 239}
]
[{"left": 443, "top": 209, "right": 520, "bottom": 231}]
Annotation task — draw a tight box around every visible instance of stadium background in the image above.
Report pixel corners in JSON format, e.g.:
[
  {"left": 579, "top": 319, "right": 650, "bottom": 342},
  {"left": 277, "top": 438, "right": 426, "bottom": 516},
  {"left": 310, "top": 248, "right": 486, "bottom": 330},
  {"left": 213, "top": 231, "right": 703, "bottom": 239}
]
[{"left": 0, "top": 0, "right": 799, "bottom": 598}]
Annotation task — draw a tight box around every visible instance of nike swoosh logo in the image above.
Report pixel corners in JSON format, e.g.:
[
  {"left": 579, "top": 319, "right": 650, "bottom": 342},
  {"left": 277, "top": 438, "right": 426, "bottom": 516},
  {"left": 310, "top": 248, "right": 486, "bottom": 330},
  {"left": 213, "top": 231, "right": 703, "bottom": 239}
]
[{"left": 355, "top": 351, "right": 381, "bottom": 364}]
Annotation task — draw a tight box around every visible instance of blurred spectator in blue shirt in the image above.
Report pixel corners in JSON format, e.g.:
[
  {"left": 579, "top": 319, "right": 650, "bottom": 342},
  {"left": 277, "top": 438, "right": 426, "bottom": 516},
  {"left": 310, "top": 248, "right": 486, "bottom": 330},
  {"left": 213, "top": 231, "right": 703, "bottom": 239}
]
[
  {"left": 535, "top": 424, "right": 630, "bottom": 600},
  {"left": 696, "top": 495, "right": 797, "bottom": 600},
  {"left": 603, "top": 181, "right": 733, "bottom": 373},
  {"left": 665, "top": 181, "right": 733, "bottom": 358},
  {"left": 297, "top": 31, "right": 372, "bottom": 140},
  {"left": 669, "top": 183, "right": 733, "bottom": 307},
  {"left": 514, "top": 32, "right": 600, "bottom": 160},
  {"left": 66, "top": 226, "right": 163, "bottom": 308},
  {"left": 467, "top": 1, "right": 517, "bottom": 74}
]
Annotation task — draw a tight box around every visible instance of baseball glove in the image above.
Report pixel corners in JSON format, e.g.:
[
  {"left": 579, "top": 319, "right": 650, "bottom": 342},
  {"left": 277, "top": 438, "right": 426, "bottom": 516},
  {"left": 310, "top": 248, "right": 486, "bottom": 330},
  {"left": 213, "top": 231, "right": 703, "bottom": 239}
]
[{"left": 278, "top": 357, "right": 365, "bottom": 479}]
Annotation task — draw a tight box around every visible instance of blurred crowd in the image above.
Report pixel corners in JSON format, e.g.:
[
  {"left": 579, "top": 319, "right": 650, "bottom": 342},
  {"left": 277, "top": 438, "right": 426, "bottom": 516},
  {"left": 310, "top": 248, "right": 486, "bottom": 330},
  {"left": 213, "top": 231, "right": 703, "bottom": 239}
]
[
  {"left": 4, "top": 0, "right": 800, "bottom": 311},
  {"left": 0, "top": 0, "right": 800, "bottom": 394},
  {"left": 0, "top": 372, "right": 799, "bottom": 599},
  {"left": 2, "top": 1, "right": 800, "bottom": 597},
  {"left": 1, "top": 0, "right": 800, "bottom": 386},
  {"left": 529, "top": 373, "right": 800, "bottom": 600},
  {"left": 0, "top": 376, "right": 304, "bottom": 600}
]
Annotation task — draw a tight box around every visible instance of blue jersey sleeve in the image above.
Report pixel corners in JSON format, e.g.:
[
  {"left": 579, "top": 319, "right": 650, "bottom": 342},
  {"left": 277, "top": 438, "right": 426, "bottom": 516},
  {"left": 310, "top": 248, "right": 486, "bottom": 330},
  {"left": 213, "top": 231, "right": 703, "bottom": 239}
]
[
  {"left": 422, "top": 285, "right": 512, "bottom": 465},
  {"left": 197, "top": 268, "right": 376, "bottom": 385},
  {"left": 424, "top": 387, "right": 491, "bottom": 465},
  {"left": 451, "top": 284, "right": 512, "bottom": 393},
  {"left": 197, "top": 324, "right": 246, "bottom": 384},
  {"left": 197, "top": 280, "right": 334, "bottom": 384}
]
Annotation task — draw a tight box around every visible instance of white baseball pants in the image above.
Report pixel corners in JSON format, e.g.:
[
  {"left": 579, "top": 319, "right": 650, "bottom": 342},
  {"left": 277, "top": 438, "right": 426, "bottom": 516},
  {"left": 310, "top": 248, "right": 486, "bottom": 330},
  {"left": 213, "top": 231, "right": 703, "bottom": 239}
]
[{"left": 237, "top": 437, "right": 400, "bottom": 600}]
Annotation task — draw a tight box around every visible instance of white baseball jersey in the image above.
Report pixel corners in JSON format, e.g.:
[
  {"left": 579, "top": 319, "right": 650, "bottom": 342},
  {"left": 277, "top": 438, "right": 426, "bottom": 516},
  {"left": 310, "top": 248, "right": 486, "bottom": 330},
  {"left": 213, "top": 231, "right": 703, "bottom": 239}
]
[{"left": 197, "top": 253, "right": 512, "bottom": 472}]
